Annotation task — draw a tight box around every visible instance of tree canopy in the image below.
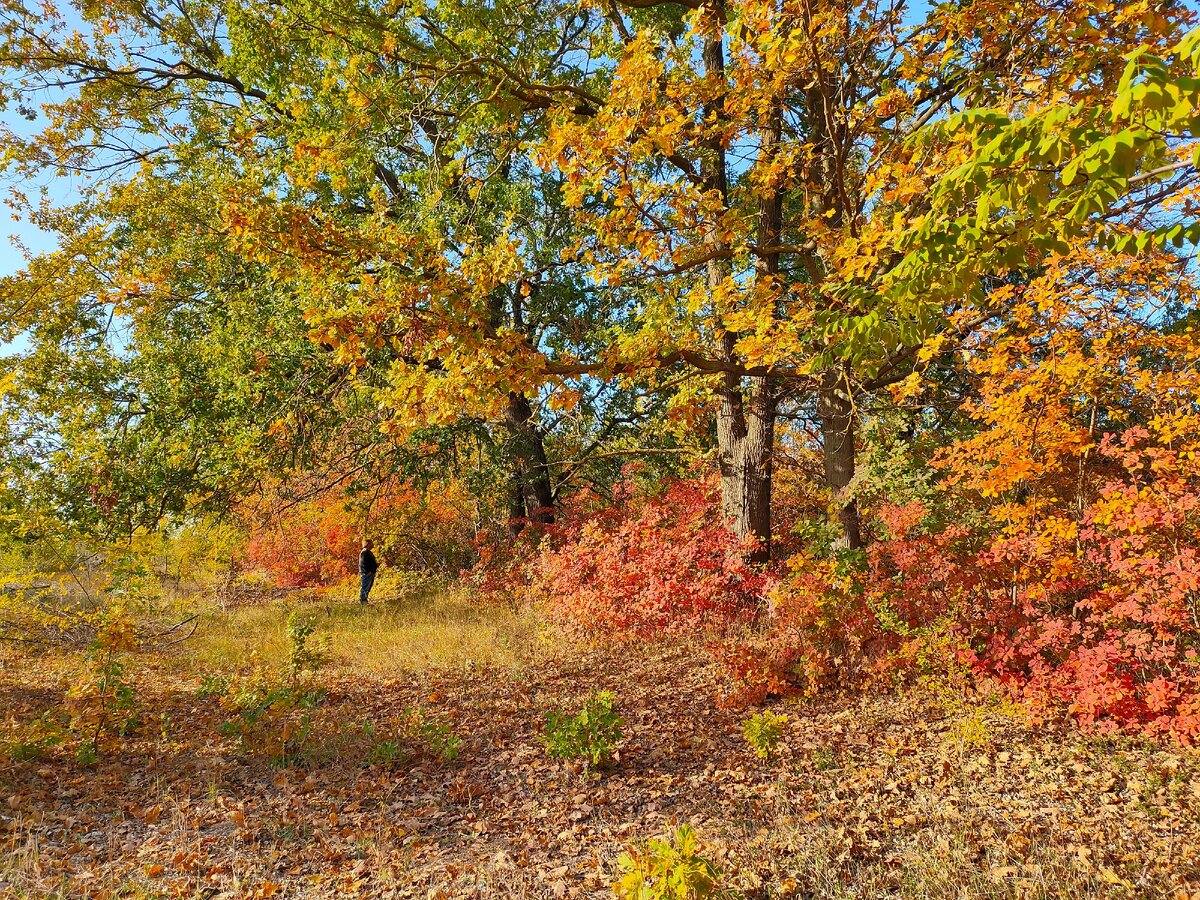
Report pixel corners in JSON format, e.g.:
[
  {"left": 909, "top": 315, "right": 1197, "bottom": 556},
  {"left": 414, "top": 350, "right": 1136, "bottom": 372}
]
[{"left": 1, "top": 0, "right": 1198, "bottom": 557}]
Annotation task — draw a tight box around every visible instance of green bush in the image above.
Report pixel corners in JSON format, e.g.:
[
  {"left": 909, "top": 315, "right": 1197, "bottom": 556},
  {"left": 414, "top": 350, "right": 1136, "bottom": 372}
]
[
  {"left": 544, "top": 691, "right": 623, "bottom": 769},
  {"left": 614, "top": 825, "right": 722, "bottom": 900},
  {"left": 742, "top": 710, "right": 788, "bottom": 760}
]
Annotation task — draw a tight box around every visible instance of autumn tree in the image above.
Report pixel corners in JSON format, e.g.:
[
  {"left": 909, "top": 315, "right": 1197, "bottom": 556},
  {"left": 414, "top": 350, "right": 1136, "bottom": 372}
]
[
  {"left": 0, "top": 0, "right": 672, "bottom": 537},
  {"left": 536, "top": 0, "right": 1199, "bottom": 556},
  {"left": 211, "top": 0, "right": 1200, "bottom": 559}
]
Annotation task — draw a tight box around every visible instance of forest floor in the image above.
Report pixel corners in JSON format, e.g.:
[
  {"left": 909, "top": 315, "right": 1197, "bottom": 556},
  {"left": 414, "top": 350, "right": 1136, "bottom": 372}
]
[{"left": 1, "top": 585, "right": 1199, "bottom": 900}]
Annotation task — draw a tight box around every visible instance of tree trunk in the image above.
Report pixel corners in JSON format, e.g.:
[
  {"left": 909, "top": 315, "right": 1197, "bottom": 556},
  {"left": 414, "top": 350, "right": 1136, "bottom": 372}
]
[
  {"left": 698, "top": 16, "right": 774, "bottom": 563},
  {"left": 818, "top": 367, "right": 863, "bottom": 550},
  {"left": 506, "top": 473, "right": 527, "bottom": 538},
  {"left": 503, "top": 391, "right": 555, "bottom": 535},
  {"left": 716, "top": 370, "right": 776, "bottom": 563}
]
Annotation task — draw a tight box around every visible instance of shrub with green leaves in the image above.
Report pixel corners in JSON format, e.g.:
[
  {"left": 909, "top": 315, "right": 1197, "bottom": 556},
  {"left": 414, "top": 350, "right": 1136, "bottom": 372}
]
[
  {"left": 614, "top": 825, "right": 722, "bottom": 900},
  {"left": 285, "top": 611, "right": 329, "bottom": 682},
  {"left": 543, "top": 691, "right": 623, "bottom": 769},
  {"left": 205, "top": 613, "right": 330, "bottom": 766},
  {"left": 356, "top": 712, "right": 460, "bottom": 769},
  {"left": 742, "top": 710, "right": 788, "bottom": 760}
]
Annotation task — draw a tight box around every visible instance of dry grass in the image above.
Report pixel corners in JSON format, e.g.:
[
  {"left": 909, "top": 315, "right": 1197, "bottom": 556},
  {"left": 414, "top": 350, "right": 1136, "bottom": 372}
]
[{"left": 171, "top": 577, "right": 539, "bottom": 677}]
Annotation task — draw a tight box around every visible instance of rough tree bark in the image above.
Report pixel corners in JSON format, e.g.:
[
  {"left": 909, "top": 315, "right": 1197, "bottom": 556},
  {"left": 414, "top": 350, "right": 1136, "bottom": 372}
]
[
  {"left": 817, "top": 366, "right": 863, "bottom": 550},
  {"left": 716, "top": 370, "right": 776, "bottom": 563},
  {"left": 503, "top": 390, "right": 555, "bottom": 536}
]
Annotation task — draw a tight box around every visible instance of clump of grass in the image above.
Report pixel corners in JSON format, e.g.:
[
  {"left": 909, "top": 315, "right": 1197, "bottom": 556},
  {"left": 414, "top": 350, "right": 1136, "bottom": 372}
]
[{"left": 175, "top": 581, "right": 535, "bottom": 677}]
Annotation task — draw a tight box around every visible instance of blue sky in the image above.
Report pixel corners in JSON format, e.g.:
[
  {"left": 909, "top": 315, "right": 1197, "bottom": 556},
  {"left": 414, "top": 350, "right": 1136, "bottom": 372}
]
[
  {"left": 2, "top": 175, "right": 59, "bottom": 277},
  {"left": 3, "top": 82, "right": 74, "bottom": 296},
  {"left": 1, "top": 155, "right": 59, "bottom": 277},
  {"left": 1, "top": 1, "right": 90, "bottom": 282},
  {"left": 1, "top": 110, "right": 63, "bottom": 355}
]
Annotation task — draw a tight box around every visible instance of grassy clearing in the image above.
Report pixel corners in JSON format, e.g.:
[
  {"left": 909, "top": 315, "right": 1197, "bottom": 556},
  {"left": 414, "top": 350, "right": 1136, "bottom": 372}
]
[
  {"left": 171, "top": 578, "right": 539, "bottom": 676},
  {"left": 3, "top": 590, "right": 1199, "bottom": 898}
]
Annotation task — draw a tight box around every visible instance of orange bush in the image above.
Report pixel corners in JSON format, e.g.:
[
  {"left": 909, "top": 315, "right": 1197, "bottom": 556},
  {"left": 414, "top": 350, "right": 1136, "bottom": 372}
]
[
  {"left": 528, "top": 474, "right": 774, "bottom": 636},
  {"left": 241, "top": 478, "right": 479, "bottom": 587},
  {"left": 242, "top": 491, "right": 359, "bottom": 587}
]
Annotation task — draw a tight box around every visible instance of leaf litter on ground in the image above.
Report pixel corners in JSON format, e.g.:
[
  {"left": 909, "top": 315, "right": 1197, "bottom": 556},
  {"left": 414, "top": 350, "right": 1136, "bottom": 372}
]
[{"left": 1, "top": 628, "right": 1198, "bottom": 899}]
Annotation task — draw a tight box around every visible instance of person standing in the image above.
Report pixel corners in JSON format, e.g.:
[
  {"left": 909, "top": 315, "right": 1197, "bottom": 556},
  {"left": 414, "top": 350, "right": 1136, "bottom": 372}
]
[{"left": 358, "top": 539, "right": 379, "bottom": 605}]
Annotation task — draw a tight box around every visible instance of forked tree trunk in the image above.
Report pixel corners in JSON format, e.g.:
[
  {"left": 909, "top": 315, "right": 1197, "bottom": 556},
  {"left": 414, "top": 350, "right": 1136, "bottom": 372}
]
[
  {"left": 504, "top": 390, "right": 555, "bottom": 536},
  {"left": 700, "top": 18, "right": 776, "bottom": 564},
  {"left": 716, "top": 372, "right": 776, "bottom": 563},
  {"left": 818, "top": 367, "right": 863, "bottom": 550}
]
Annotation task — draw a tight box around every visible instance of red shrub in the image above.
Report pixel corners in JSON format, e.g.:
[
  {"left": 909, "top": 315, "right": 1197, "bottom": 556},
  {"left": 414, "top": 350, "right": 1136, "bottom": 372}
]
[
  {"left": 768, "top": 252, "right": 1200, "bottom": 740},
  {"left": 530, "top": 475, "right": 774, "bottom": 636},
  {"left": 962, "top": 432, "right": 1200, "bottom": 741}
]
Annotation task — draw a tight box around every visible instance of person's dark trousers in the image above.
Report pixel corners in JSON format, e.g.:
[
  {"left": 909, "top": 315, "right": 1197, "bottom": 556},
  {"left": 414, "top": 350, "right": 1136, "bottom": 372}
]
[{"left": 359, "top": 570, "right": 376, "bottom": 604}]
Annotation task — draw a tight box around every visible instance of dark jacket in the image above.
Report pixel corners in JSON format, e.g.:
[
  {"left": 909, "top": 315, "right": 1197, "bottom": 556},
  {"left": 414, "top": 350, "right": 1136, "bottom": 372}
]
[{"left": 358, "top": 548, "right": 378, "bottom": 575}]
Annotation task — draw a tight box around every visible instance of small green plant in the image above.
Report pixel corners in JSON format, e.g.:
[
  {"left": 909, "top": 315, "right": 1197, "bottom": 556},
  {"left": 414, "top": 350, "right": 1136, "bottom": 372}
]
[
  {"left": 285, "top": 611, "right": 329, "bottom": 682},
  {"left": 367, "top": 739, "right": 414, "bottom": 769},
  {"left": 544, "top": 691, "right": 623, "bottom": 769},
  {"left": 356, "top": 712, "right": 459, "bottom": 767},
  {"left": 810, "top": 747, "right": 838, "bottom": 772},
  {"left": 219, "top": 674, "right": 324, "bottom": 767},
  {"left": 614, "top": 825, "right": 722, "bottom": 900},
  {"left": 405, "top": 708, "right": 462, "bottom": 763},
  {"left": 8, "top": 738, "right": 50, "bottom": 763},
  {"left": 65, "top": 614, "right": 140, "bottom": 761},
  {"left": 3, "top": 712, "right": 65, "bottom": 762},
  {"left": 950, "top": 706, "right": 991, "bottom": 752},
  {"left": 939, "top": 690, "right": 1026, "bottom": 756},
  {"left": 214, "top": 615, "right": 330, "bottom": 767},
  {"left": 742, "top": 709, "right": 788, "bottom": 760},
  {"left": 196, "top": 673, "right": 230, "bottom": 699}
]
